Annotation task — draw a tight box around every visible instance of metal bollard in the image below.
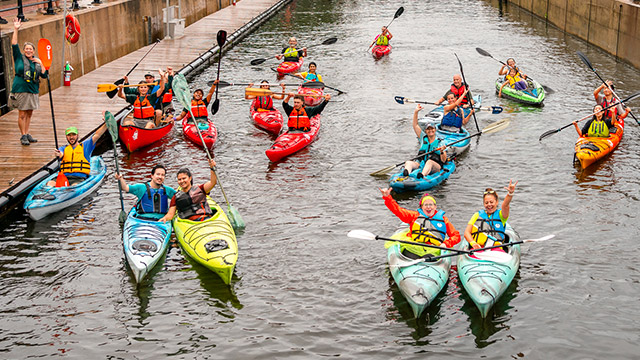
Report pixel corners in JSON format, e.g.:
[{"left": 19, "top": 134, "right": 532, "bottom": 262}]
[{"left": 45, "top": 0, "right": 55, "bottom": 15}]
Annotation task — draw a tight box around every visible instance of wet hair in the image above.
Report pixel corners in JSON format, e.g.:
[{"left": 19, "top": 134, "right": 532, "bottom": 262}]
[
  {"left": 483, "top": 188, "right": 499, "bottom": 201},
  {"left": 177, "top": 168, "right": 193, "bottom": 185},
  {"left": 309, "top": 62, "right": 317, "bottom": 67},
  {"left": 151, "top": 164, "right": 166, "bottom": 176}
]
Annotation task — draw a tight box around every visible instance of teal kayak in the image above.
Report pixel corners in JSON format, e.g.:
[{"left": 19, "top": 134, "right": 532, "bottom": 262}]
[
  {"left": 457, "top": 224, "right": 521, "bottom": 318},
  {"left": 495, "top": 77, "right": 545, "bottom": 106}
]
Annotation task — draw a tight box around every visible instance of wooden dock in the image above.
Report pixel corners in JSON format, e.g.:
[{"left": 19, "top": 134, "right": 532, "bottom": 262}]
[{"left": 0, "top": 0, "right": 289, "bottom": 212}]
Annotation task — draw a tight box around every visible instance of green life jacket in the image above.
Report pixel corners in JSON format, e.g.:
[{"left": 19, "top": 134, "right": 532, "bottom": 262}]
[
  {"left": 376, "top": 35, "right": 389, "bottom": 46},
  {"left": 587, "top": 119, "right": 609, "bottom": 138},
  {"left": 21, "top": 54, "right": 42, "bottom": 84}
]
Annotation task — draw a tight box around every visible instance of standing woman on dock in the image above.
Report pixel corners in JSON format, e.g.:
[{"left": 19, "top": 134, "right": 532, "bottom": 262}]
[{"left": 10, "top": 18, "right": 48, "bottom": 146}]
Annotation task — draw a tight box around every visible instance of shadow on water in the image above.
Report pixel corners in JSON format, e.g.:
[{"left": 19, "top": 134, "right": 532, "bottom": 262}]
[{"left": 185, "top": 254, "right": 243, "bottom": 313}]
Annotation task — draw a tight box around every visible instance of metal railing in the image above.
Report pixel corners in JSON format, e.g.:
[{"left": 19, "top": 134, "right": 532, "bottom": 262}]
[{"left": 0, "top": 0, "right": 103, "bottom": 22}]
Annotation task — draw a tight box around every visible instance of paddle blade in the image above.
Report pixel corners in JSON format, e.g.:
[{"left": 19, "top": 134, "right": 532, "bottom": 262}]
[
  {"left": 576, "top": 51, "right": 594, "bottom": 71},
  {"left": 473, "top": 250, "right": 513, "bottom": 263},
  {"left": 454, "top": 53, "right": 464, "bottom": 71},
  {"left": 394, "top": 96, "right": 406, "bottom": 104},
  {"left": 211, "top": 99, "right": 220, "bottom": 115},
  {"left": 541, "top": 84, "right": 555, "bottom": 94},
  {"left": 301, "top": 81, "right": 324, "bottom": 89},
  {"left": 104, "top": 111, "right": 118, "bottom": 143},
  {"left": 523, "top": 234, "right": 555, "bottom": 243},
  {"left": 217, "top": 30, "right": 228, "bottom": 47},
  {"left": 207, "top": 80, "right": 232, "bottom": 88},
  {"left": 55, "top": 171, "right": 69, "bottom": 187},
  {"left": 322, "top": 37, "right": 338, "bottom": 45},
  {"left": 482, "top": 118, "right": 510, "bottom": 134},
  {"left": 538, "top": 128, "right": 559, "bottom": 141},
  {"left": 107, "top": 78, "right": 124, "bottom": 99},
  {"left": 172, "top": 74, "right": 192, "bottom": 110},
  {"left": 97, "top": 83, "right": 117, "bottom": 93},
  {"left": 251, "top": 58, "right": 267, "bottom": 65},
  {"left": 369, "top": 165, "right": 396, "bottom": 176},
  {"left": 491, "top": 106, "right": 503, "bottom": 114},
  {"left": 394, "top": 6, "right": 404, "bottom": 18},
  {"left": 38, "top": 38, "right": 53, "bottom": 70},
  {"left": 475, "top": 47, "right": 491, "bottom": 58},
  {"left": 118, "top": 210, "right": 126, "bottom": 225},
  {"left": 347, "top": 229, "right": 377, "bottom": 241},
  {"left": 227, "top": 204, "right": 245, "bottom": 231}
]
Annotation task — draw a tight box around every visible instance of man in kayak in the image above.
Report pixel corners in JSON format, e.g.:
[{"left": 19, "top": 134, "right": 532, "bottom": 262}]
[
  {"left": 435, "top": 74, "right": 474, "bottom": 108},
  {"left": 151, "top": 67, "right": 175, "bottom": 113},
  {"left": 372, "top": 26, "right": 393, "bottom": 47},
  {"left": 294, "top": 62, "right": 323, "bottom": 83},
  {"left": 245, "top": 80, "right": 286, "bottom": 111},
  {"left": 379, "top": 188, "right": 460, "bottom": 257},
  {"left": 114, "top": 165, "right": 177, "bottom": 216},
  {"left": 282, "top": 92, "right": 331, "bottom": 132},
  {"left": 464, "top": 180, "right": 517, "bottom": 251},
  {"left": 117, "top": 70, "right": 167, "bottom": 128},
  {"left": 159, "top": 159, "right": 218, "bottom": 222},
  {"left": 175, "top": 79, "right": 219, "bottom": 124},
  {"left": 276, "top": 37, "right": 307, "bottom": 62},
  {"left": 401, "top": 104, "right": 448, "bottom": 179},
  {"left": 441, "top": 90, "right": 474, "bottom": 133},
  {"left": 593, "top": 80, "right": 630, "bottom": 125},
  {"left": 46, "top": 121, "right": 108, "bottom": 186}
]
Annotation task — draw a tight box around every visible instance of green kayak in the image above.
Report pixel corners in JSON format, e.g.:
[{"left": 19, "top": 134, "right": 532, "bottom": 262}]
[{"left": 496, "top": 77, "right": 545, "bottom": 106}]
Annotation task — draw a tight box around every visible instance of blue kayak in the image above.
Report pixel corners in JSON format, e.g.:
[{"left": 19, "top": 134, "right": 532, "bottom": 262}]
[
  {"left": 24, "top": 157, "right": 107, "bottom": 220},
  {"left": 389, "top": 160, "right": 455, "bottom": 193},
  {"left": 122, "top": 207, "right": 173, "bottom": 283}
]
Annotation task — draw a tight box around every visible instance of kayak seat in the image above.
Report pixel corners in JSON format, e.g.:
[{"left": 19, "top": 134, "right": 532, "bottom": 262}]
[
  {"left": 580, "top": 143, "right": 600, "bottom": 151},
  {"left": 402, "top": 248, "right": 434, "bottom": 261},
  {"left": 33, "top": 193, "right": 56, "bottom": 200},
  {"left": 205, "top": 239, "right": 229, "bottom": 253}
]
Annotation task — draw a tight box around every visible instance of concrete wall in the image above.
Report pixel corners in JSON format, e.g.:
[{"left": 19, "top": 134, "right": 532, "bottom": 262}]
[
  {"left": 493, "top": 0, "right": 640, "bottom": 69},
  {"left": 1, "top": 0, "right": 231, "bottom": 96}
]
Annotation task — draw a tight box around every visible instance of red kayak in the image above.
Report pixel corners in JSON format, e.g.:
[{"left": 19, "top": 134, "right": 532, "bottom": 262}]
[
  {"left": 372, "top": 45, "right": 391, "bottom": 59},
  {"left": 250, "top": 100, "right": 284, "bottom": 135},
  {"left": 182, "top": 119, "right": 218, "bottom": 149},
  {"left": 265, "top": 115, "right": 321, "bottom": 162},
  {"left": 277, "top": 58, "right": 304, "bottom": 75},
  {"left": 297, "top": 85, "right": 324, "bottom": 106},
  {"left": 119, "top": 115, "right": 173, "bottom": 152}
]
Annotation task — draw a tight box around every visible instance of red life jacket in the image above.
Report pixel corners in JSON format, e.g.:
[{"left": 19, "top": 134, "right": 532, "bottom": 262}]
[
  {"left": 255, "top": 96, "right": 274, "bottom": 110},
  {"left": 187, "top": 99, "right": 208, "bottom": 119},
  {"left": 162, "top": 88, "right": 173, "bottom": 104},
  {"left": 133, "top": 95, "right": 155, "bottom": 119},
  {"left": 600, "top": 96, "right": 618, "bottom": 120},
  {"left": 450, "top": 83, "right": 469, "bottom": 105},
  {"left": 288, "top": 106, "right": 310, "bottom": 129}
]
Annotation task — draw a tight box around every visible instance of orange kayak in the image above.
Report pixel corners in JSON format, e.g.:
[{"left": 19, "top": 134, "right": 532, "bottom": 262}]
[{"left": 574, "top": 118, "right": 624, "bottom": 169}]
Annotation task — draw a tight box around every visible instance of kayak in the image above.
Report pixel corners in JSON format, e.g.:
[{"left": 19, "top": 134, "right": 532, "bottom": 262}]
[
  {"left": 574, "top": 117, "right": 624, "bottom": 169},
  {"left": 276, "top": 58, "right": 304, "bottom": 75},
  {"left": 297, "top": 84, "right": 324, "bottom": 106},
  {"left": 372, "top": 45, "right": 391, "bottom": 59},
  {"left": 122, "top": 207, "right": 172, "bottom": 283},
  {"left": 24, "top": 156, "right": 107, "bottom": 221},
  {"left": 249, "top": 101, "right": 284, "bottom": 135},
  {"left": 119, "top": 115, "right": 174, "bottom": 152},
  {"left": 389, "top": 160, "right": 455, "bottom": 193},
  {"left": 387, "top": 228, "right": 457, "bottom": 318},
  {"left": 173, "top": 196, "right": 238, "bottom": 285},
  {"left": 457, "top": 224, "right": 521, "bottom": 318},
  {"left": 265, "top": 115, "right": 321, "bottom": 162},
  {"left": 183, "top": 118, "right": 217, "bottom": 149},
  {"left": 495, "top": 77, "right": 545, "bottom": 106}
]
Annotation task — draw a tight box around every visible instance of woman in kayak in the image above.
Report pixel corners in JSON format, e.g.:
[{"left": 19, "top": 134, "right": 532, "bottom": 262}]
[
  {"left": 276, "top": 37, "right": 307, "bottom": 62},
  {"left": 498, "top": 67, "right": 530, "bottom": 96},
  {"left": 380, "top": 188, "right": 460, "bottom": 256},
  {"left": 573, "top": 104, "right": 612, "bottom": 138},
  {"left": 498, "top": 58, "right": 527, "bottom": 79},
  {"left": 441, "top": 90, "right": 474, "bottom": 132},
  {"left": 294, "top": 62, "right": 323, "bottom": 83},
  {"left": 246, "top": 81, "right": 286, "bottom": 111},
  {"left": 464, "top": 180, "right": 517, "bottom": 250},
  {"left": 402, "top": 104, "right": 448, "bottom": 179},
  {"left": 175, "top": 80, "right": 218, "bottom": 124},
  {"left": 159, "top": 159, "right": 217, "bottom": 222}
]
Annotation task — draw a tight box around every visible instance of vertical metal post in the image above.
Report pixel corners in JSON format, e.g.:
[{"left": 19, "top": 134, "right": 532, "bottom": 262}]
[
  {"left": 61, "top": 0, "right": 68, "bottom": 87},
  {"left": 17, "top": 0, "right": 26, "bottom": 21},
  {"left": 92, "top": 0, "right": 102, "bottom": 4},
  {"left": 45, "top": 0, "right": 55, "bottom": 15},
  {"left": 72, "top": 0, "right": 80, "bottom": 10}
]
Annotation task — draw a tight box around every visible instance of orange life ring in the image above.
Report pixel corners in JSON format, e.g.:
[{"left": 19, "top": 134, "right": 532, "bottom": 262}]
[{"left": 65, "top": 14, "right": 80, "bottom": 44}]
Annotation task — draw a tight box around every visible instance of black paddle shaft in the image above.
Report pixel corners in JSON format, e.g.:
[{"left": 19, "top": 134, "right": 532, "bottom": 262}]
[
  {"left": 454, "top": 53, "right": 480, "bottom": 132},
  {"left": 374, "top": 234, "right": 470, "bottom": 254}
]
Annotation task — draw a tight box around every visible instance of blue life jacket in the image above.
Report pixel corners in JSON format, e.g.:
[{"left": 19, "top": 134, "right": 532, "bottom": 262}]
[
  {"left": 304, "top": 73, "right": 319, "bottom": 82},
  {"left": 417, "top": 133, "right": 441, "bottom": 157},
  {"left": 136, "top": 183, "right": 170, "bottom": 214},
  {"left": 410, "top": 209, "right": 447, "bottom": 245},
  {"left": 441, "top": 107, "right": 464, "bottom": 128},
  {"left": 472, "top": 209, "right": 507, "bottom": 242}
]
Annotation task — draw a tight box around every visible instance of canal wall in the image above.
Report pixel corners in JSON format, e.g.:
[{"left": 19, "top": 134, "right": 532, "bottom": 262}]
[{"left": 494, "top": 0, "right": 640, "bottom": 69}]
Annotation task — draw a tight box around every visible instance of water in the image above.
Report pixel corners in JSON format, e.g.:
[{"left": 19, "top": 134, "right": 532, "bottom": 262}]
[{"left": 2, "top": 0, "right": 640, "bottom": 357}]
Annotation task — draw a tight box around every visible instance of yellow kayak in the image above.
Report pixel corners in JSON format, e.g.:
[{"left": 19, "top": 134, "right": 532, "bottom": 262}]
[{"left": 173, "top": 197, "right": 238, "bottom": 284}]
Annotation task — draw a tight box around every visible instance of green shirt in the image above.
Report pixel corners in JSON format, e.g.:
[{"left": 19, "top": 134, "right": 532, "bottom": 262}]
[{"left": 11, "top": 44, "right": 45, "bottom": 94}]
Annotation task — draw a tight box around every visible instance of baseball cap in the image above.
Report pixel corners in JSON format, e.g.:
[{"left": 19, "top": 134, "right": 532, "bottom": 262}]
[{"left": 65, "top": 126, "right": 78, "bottom": 135}]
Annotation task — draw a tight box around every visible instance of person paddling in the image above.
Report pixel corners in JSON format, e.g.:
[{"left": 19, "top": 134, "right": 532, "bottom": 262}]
[
  {"left": 294, "top": 62, "right": 323, "bottom": 83},
  {"left": 175, "top": 80, "right": 218, "bottom": 124},
  {"left": 373, "top": 26, "right": 393, "bottom": 47},
  {"left": 593, "top": 80, "right": 630, "bottom": 123},
  {"left": 499, "top": 67, "right": 532, "bottom": 97},
  {"left": 464, "top": 180, "right": 517, "bottom": 251},
  {"left": 380, "top": 188, "right": 460, "bottom": 257},
  {"left": 159, "top": 159, "right": 218, "bottom": 222},
  {"left": 441, "top": 90, "right": 474, "bottom": 133},
  {"left": 246, "top": 80, "right": 286, "bottom": 111},
  {"left": 115, "top": 165, "right": 177, "bottom": 217},
  {"left": 435, "top": 74, "right": 474, "bottom": 108},
  {"left": 282, "top": 92, "right": 331, "bottom": 132},
  {"left": 573, "top": 104, "right": 612, "bottom": 138},
  {"left": 498, "top": 58, "right": 527, "bottom": 79},
  {"left": 117, "top": 70, "right": 166, "bottom": 128},
  {"left": 401, "top": 104, "right": 448, "bottom": 179},
  {"left": 276, "top": 37, "right": 307, "bottom": 62}
]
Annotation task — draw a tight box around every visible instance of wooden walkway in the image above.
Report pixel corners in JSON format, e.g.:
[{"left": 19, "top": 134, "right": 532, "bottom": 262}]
[{"left": 0, "top": 0, "right": 285, "bottom": 198}]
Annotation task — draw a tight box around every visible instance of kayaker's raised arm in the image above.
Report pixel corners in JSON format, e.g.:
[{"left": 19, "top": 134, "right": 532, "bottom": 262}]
[{"left": 202, "top": 159, "right": 218, "bottom": 194}]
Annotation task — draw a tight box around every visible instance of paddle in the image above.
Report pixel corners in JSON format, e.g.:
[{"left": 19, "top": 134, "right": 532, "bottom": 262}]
[
  {"left": 97, "top": 82, "right": 158, "bottom": 93},
  {"left": 453, "top": 53, "right": 481, "bottom": 132},
  {"left": 250, "top": 37, "right": 338, "bottom": 66},
  {"left": 210, "top": 30, "right": 227, "bottom": 116},
  {"left": 576, "top": 50, "right": 640, "bottom": 126},
  {"left": 347, "top": 230, "right": 512, "bottom": 263},
  {"left": 106, "top": 40, "right": 161, "bottom": 99},
  {"left": 269, "top": 68, "right": 346, "bottom": 94},
  {"left": 37, "top": 38, "right": 68, "bottom": 187},
  {"left": 173, "top": 74, "right": 245, "bottom": 230},
  {"left": 206, "top": 79, "right": 302, "bottom": 88},
  {"left": 394, "top": 96, "right": 503, "bottom": 114},
  {"left": 370, "top": 118, "right": 510, "bottom": 176},
  {"left": 368, "top": 7, "right": 404, "bottom": 50},
  {"left": 104, "top": 111, "right": 126, "bottom": 224},
  {"left": 475, "top": 47, "right": 555, "bottom": 94},
  {"left": 538, "top": 92, "right": 640, "bottom": 141},
  {"left": 245, "top": 87, "right": 326, "bottom": 98}
]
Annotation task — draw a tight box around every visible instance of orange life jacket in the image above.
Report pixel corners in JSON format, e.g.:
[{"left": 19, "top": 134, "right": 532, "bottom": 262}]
[
  {"left": 133, "top": 95, "right": 155, "bottom": 119},
  {"left": 189, "top": 99, "right": 208, "bottom": 119},
  {"left": 255, "top": 96, "right": 274, "bottom": 110},
  {"left": 287, "top": 106, "right": 310, "bottom": 129},
  {"left": 162, "top": 88, "right": 173, "bottom": 103}
]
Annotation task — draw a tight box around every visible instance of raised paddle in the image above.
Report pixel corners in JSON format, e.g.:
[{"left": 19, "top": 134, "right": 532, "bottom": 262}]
[
  {"left": 475, "top": 47, "right": 555, "bottom": 94},
  {"left": 576, "top": 50, "right": 640, "bottom": 126},
  {"left": 245, "top": 87, "right": 326, "bottom": 98},
  {"left": 97, "top": 82, "right": 158, "bottom": 93},
  {"left": 269, "top": 68, "right": 346, "bottom": 94},
  {"left": 106, "top": 40, "right": 161, "bottom": 99},
  {"left": 104, "top": 111, "right": 127, "bottom": 225},
  {"left": 211, "top": 30, "right": 227, "bottom": 116},
  {"left": 394, "top": 96, "right": 503, "bottom": 114},
  {"left": 538, "top": 92, "right": 640, "bottom": 141},
  {"left": 173, "top": 74, "right": 245, "bottom": 230},
  {"left": 347, "top": 230, "right": 512, "bottom": 263},
  {"left": 250, "top": 37, "right": 338, "bottom": 66},
  {"left": 454, "top": 53, "right": 481, "bottom": 132},
  {"left": 370, "top": 118, "right": 510, "bottom": 176},
  {"left": 368, "top": 7, "right": 404, "bottom": 49},
  {"left": 206, "top": 79, "right": 302, "bottom": 87}
]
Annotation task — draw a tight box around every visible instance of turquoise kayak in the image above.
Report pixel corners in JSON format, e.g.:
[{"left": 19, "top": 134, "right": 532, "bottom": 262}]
[
  {"left": 495, "top": 77, "right": 545, "bottom": 106},
  {"left": 457, "top": 224, "right": 521, "bottom": 318},
  {"left": 24, "top": 156, "right": 107, "bottom": 220},
  {"left": 387, "top": 228, "right": 457, "bottom": 318},
  {"left": 122, "top": 207, "right": 173, "bottom": 283},
  {"left": 389, "top": 160, "right": 455, "bottom": 193}
]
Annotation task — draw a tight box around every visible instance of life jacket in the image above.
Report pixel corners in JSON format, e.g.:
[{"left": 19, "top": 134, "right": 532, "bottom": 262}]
[
  {"left": 417, "top": 134, "right": 440, "bottom": 157},
  {"left": 450, "top": 84, "right": 469, "bottom": 105},
  {"left": 506, "top": 73, "right": 523, "bottom": 86},
  {"left": 441, "top": 107, "right": 464, "bottom": 128},
  {"left": 376, "top": 35, "right": 389, "bottom": 46},
  {"left": 188, "top": 99, "right": 208, "bottom": 119},
  {"left": 162, "top": 88, "right": 173, "bottom": 104},
  {"left": 587, "top": 118, "right": 610, "bottom": 138},
  {"left": 60, "top": 143, "right": 90, "bottom": 176},
  {"left": 288, "top": 106, "right": 310, "bottom": 130},
  {"left": 136, "top": 183, "right": 170, "bottom": 214},
  {"left": 21, "top": 54, "right": 42, "bottom": 84},
  {"left": 254, "top": 96, "right": 274, "bottom": 110},
  {"left": 471, "top": 209, "right": 507, "bottom": 246},
  {"left": 409, "top": 209, "right": 447, "bottom": 246},
  {"left": 600, "top": 96, "right": 618, "bottom": 120},
  {"left": 174, "top": 185, "right": 213, "bottom": 221},
  {"left": 133, "top": 95, "right": 155, "bottom": 119},
  {"left": 283, "top": 47, "right": 299, "bottom": 60},
  {"left": 303, "top": 72, "right": 320, "bottom": 82}
]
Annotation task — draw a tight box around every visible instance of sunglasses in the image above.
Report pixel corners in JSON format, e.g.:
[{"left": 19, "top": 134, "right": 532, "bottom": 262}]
[{"left": 484, "top": 188, "right": 496, "bottom": 195}]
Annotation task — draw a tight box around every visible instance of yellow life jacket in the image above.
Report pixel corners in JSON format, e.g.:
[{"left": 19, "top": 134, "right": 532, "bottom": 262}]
[
  {"left": 376, "top": 35, "right": 389, "bottom": 46},
  {"left": 587, "top": 119, "right": 609, "bottom": 138},
  {"left": 506, "top": 74, "right": 522, "bottom": 86},
  {"left": 283, "top": 47, "right": 298, "bottom": 59},
  {"left": 60, "top": 144, "right": 90, "bottom": 175}
]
